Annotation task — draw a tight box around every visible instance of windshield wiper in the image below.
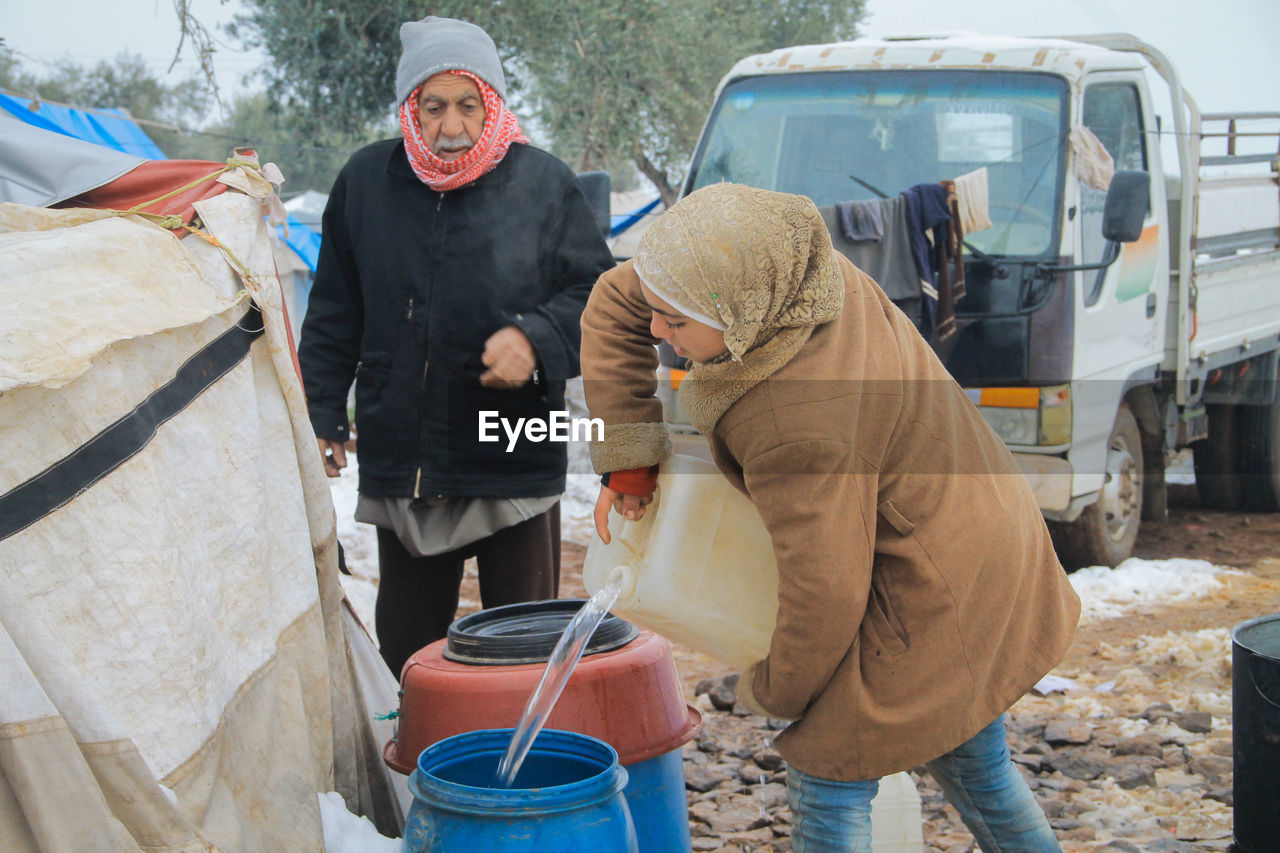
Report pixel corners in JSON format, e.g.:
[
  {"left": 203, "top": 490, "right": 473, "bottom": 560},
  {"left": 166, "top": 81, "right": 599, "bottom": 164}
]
[{"left": 849, "top": 173, "right": 892, "bottom": 199}]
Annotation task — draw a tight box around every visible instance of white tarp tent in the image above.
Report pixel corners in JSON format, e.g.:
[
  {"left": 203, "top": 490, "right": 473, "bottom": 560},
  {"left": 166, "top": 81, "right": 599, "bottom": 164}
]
[{"left": 0, "top": 176, "right": 402, "bottom": 850}]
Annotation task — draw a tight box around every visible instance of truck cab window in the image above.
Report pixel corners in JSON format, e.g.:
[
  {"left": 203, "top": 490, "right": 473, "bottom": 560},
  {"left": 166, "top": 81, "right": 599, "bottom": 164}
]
[
  {"left": 1082, "top": 83, "right": 1148, "bottom": 172},
  {"left": 687, "top": 70, "right": 1069, "bottom": 257},
  {"left": 1080, "top": 83, "right": 1148, "bottom": 304}
]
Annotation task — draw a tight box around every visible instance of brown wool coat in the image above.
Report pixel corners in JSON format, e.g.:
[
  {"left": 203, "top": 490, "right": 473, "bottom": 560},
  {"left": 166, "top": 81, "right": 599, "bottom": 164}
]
[{"left": 581, "top": 256, "right": 1081, "bottom": 781}]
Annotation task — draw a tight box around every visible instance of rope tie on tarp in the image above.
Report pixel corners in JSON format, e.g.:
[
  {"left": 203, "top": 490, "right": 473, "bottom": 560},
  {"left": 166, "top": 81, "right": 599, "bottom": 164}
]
[
  {"left": 103, "top": 154, "right": 275, "bottom": 321},
  {"left": 115, "top": 156, "right": 261, "bottom": 219},
  {"left": 179, "top": 223, "right": 252, "bottom": 285}
]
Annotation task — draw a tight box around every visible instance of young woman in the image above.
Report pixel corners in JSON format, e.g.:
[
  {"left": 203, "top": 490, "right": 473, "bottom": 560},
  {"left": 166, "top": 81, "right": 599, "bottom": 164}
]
[{"left": 581, "top": 183, "right": 1080, "bottom": 851}]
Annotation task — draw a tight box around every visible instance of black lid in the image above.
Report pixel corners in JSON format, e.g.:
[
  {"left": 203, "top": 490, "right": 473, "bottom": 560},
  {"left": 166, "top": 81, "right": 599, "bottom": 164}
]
[{"left": 443, "top": 599, "right": 638, "bottom": 665}]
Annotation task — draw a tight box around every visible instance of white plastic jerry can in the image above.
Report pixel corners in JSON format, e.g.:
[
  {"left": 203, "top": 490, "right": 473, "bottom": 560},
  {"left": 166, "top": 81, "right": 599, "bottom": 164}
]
[
  {"left": 870, "top": 771, "right": 925, "bottom": 852},
  {"left": 582, "top": 453, "right": 779, "bottom": 670}
]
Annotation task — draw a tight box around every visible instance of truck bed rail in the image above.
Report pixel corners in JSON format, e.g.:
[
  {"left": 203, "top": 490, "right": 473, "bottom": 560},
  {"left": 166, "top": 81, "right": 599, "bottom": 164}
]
[
  {"left": 1199, "top": 112, "right": 1280, "bottom": 166},
  {"left": 1193, "top": 113, "right": 1280, "bottom": 258}
]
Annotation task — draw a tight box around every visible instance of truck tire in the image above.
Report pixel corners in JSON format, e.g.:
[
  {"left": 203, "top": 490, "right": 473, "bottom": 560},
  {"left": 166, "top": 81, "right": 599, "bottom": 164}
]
[
  {"left": 1049, "top": 405, "right": 1144, "bottom": 569},
  {"left": 1192, "top": 404, "right": 1243, "bottom": 510},
  {"left": 1238, "top": 396, "right": 1280, "bottom": 512}
]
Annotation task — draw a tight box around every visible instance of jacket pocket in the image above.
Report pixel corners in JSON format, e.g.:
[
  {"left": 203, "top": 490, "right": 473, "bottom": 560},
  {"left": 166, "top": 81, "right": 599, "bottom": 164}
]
[
  {"left": 864, "top": 569, "right": 910, "bottom": 657},
  {"left": 355, "top": 352, "right": 392, "bottom": 392},
  {"left": 865, "top": 501, "right": 914, "bottom": 657},
  {"left": 354, "top": 352, "right": 394, "bottom": 434},
  {"left": 354, "top": 349, "right": 418, "bottom": 471}
]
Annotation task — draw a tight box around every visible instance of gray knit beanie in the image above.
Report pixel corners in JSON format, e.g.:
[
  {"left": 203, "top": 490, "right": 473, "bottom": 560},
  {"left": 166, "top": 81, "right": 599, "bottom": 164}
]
[{"left": 395, "top": 16, "right": 506, "bottom": 106}]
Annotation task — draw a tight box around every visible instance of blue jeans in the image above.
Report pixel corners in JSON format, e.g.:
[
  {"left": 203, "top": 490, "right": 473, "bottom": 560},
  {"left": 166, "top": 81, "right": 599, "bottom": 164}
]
[{"left": 786, "top": 714, "right": 1060, "bottom": 852}]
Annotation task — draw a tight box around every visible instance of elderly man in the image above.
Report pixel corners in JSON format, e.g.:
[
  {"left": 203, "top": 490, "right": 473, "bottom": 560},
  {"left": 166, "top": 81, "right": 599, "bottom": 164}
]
[{"left": 299, "top": 16, "right": 614, "bottom": 676}]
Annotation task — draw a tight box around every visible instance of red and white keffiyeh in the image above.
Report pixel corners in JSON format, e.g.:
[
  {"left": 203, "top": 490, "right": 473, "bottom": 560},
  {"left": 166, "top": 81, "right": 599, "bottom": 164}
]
[{"left": 398, "top": 70, "right": 528, "bottom": 192}]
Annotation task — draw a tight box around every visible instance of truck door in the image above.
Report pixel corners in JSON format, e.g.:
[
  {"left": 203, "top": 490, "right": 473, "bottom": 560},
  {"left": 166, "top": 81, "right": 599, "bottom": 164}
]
[
  {"left": 1069, "top": 77, "right": 1165, "bottom": 509},
  {"left": 1074, "top": 78, "right": 1163, "bottom": 377}
]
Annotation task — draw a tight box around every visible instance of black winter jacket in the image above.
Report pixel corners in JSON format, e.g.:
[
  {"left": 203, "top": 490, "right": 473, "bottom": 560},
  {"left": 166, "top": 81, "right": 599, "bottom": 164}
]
[{"left": 298, "top": 140, "right": 614, "bottom": 498}]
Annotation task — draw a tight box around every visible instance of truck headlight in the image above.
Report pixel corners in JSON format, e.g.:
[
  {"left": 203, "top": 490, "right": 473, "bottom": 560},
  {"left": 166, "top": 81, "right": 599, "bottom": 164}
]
[{"left": 968, "top": 384, "right": 1071, "bottom": 447}]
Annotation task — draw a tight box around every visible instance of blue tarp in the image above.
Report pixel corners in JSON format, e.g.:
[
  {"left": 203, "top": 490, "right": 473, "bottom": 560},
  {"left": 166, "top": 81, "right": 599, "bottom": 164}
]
[
  {"left": 1, "top": 91, "right": 323, "bottom": 271},
  {"left": 279, "top": 214, "right": 321, "bottom": 273},
  {"left": 0, "top": 93, "right": 168, "bottom": 160},
  {"left": 610, "top": 196, "right": 661, "bottom": 237}
]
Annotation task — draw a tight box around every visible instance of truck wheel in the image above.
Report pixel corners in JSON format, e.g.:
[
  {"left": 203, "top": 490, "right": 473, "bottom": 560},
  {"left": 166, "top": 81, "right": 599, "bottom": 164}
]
[
  {"left": 1192, "top": 404, "right": 1243, "bottom": 509},
  {"left": 1049, "top": 405, "right": 1144, "bottom": 569},
  {"left": 1238, "top": 396, "right": 1280, "bottom": 512}
]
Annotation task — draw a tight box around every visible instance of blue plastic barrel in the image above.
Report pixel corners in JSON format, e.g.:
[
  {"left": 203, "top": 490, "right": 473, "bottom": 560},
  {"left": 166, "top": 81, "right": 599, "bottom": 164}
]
[
  {"left": 617, "top": 749, "right": 688, "bottom": 852},
  {"left": 402, "top": 728, "right": 637, "bottom": 853}
]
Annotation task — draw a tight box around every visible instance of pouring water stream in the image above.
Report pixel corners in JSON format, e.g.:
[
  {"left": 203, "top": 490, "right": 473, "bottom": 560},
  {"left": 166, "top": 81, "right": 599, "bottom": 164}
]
[{"left": 494, "top": 569, "right": 626, "bottom": 787}]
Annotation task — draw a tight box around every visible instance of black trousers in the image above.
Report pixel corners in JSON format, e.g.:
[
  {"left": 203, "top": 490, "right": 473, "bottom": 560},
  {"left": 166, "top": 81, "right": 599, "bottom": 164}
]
[{"left": 374, "top": 502, "right": 561, "bottom": 676}]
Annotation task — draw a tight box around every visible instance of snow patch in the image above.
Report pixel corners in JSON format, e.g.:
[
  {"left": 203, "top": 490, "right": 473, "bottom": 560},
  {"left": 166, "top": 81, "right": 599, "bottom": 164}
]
[
  {"left": 1165, "top": 448, "right": 1195, "bottom": 485},
  {"left": 318, "top": 791, "right": 398, "bottom": 852},
  {"left": 1070, "top": 558, "right": 1236, "bottom": 622},
  {"left": 330, "top": 456, "right": 380, "bottom": 639}
]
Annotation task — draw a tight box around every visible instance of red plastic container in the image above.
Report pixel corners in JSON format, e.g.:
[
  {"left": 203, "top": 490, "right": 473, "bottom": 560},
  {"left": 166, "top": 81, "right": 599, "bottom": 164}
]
[{"left": 383, "top": 629, "right": 700, "bottom": 775}]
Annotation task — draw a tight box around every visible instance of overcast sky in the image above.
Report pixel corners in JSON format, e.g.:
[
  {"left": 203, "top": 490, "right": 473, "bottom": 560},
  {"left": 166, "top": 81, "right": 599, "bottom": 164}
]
[
  {"left": 1, "top": 0, "right": 263, "bottom": 105},
  {"left": 860, "top": 0, "right": 1279, "bottom": 112},
  {"left": 3, "top": 0, "right": 1276, "bottom": 113}
]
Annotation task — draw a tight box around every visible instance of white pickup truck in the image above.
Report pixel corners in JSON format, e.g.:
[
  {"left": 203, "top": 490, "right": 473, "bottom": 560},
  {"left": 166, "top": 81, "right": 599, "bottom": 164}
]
[{"left": 674, "top": 33, "right": 1280, "bottom": 567}]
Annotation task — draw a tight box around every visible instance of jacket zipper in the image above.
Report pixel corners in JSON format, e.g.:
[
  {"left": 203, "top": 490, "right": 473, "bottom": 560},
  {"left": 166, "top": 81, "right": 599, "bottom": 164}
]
[
  {"left": 403, "top": 291, "right": 420, "bottom": 497},
  {"left": 415, "top": 349, "right": 429, "bottom": 500},
  {"left": 414, "top": 195, "right": 446, "bottom": 498}
]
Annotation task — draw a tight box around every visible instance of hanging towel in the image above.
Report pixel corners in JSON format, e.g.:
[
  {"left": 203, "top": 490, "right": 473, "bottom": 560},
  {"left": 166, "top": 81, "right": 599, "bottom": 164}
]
[
  {"left": 834, "top": 198, "right": 885, "bottom": 242},
  {"left": 951, "top": 167, "right": 992, "bottom": 234},
  {"left": 942, "top": 181, "right": 966, "bottom": 305},
  {"left": 1069, "top": 126, "right": 1115, "bottom": 191},
  {"left": 935, "top": 180, "right": 968, "bottom": 340}
]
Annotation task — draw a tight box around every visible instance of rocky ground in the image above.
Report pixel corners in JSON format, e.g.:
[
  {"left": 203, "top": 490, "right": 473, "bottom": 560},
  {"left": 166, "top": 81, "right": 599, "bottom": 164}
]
[{"left": 541, "top": 480, "right": 1280, "bottom": 852}]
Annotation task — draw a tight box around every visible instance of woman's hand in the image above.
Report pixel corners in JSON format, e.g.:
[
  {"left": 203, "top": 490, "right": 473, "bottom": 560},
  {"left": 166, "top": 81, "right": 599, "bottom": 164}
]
[{"left": 593, "top": 485, "right": 653, "bottom": 544}]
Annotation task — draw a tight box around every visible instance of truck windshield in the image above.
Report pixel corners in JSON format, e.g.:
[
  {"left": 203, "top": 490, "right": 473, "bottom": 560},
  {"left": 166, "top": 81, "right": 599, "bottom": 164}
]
[{"left": 687, "top": 69, "right": 1069, "bottom": 256}]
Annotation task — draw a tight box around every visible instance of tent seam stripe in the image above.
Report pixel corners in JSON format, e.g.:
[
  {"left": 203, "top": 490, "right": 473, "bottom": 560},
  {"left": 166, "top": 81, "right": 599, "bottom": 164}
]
[{"left": 0, "top": 302, "right": 264, "bottom": 543}]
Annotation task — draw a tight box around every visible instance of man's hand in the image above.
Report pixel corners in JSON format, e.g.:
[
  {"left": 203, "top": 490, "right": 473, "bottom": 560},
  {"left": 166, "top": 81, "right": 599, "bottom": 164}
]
[
  {"left": 593, "top": 485, "right": 652, "bottom": 544},
  {"left": 480, "top": 325, "right": 537, "bottom": 389},
  {"left": 317, "top": 438, "right": 347, "bottom": 477}
]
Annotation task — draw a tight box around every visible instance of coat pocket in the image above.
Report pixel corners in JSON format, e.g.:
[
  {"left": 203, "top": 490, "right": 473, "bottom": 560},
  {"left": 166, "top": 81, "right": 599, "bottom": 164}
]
[
  {"left": 354, "top": 348, "right": 419, "bottom": 470},
  {"left": 865, "top": 501, "right": 915, "bottom": 657},
  {"left": 864, "top": 570, "right": 910, "bottom": 657},
  {"left": 354, "top": 351, "right": 393, "bottom": 415}
]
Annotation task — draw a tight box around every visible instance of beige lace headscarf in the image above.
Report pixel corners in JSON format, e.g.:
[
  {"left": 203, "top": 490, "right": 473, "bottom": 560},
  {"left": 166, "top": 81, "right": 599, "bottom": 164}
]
[{"left": 634, "top": 183, "right": 844, "bottom": 434}]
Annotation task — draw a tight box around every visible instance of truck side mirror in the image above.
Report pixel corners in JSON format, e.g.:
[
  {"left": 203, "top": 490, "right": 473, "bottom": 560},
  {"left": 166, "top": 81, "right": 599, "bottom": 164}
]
[
  {"left": 1102, "top": 170, "right": 1150, "bottom": 243},
  {"left": 1037, "top": 168, "right": 1151, "bottom": 290},
  {"left": 576, "top": 171, "right": 612, "bottom": 238}
]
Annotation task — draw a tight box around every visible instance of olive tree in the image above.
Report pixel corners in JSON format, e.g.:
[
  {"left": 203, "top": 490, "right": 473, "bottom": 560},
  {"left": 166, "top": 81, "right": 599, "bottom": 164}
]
[{"left": 229, "top": 0, "right": 865, "bottom": 203}]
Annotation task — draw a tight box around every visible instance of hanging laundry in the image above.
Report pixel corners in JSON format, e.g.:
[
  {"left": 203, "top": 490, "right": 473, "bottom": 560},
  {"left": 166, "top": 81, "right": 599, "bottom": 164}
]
[
  {"left": 834, "top": 198, "right": 885, "bottom": 242},
  {"left": 1069, "top": 126, "right": 1115, "bottom": 191},
  {"left": 901, "top": 182, "right": 953, "bottom": 341},
  {"left": 950, "top": 167, "right": 992, "bottom": 234},
  {"left": 819, "top": 197, "right": 921, "bottom": 327},
  {"left": 936, "top": 180, "right": 968, "bottom": 339}
]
